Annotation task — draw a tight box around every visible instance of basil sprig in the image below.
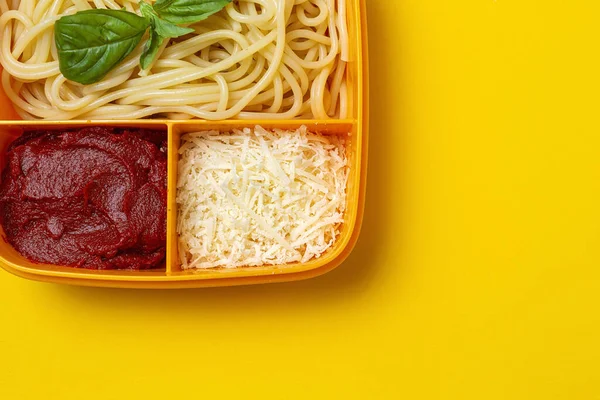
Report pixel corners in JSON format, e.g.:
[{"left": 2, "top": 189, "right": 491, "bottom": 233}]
[
  {"left": 54, "top": 0, "right": 232, "bottom": 85},
  {"left": 139, "top": 1, "right": 194, "bottom": 70}
]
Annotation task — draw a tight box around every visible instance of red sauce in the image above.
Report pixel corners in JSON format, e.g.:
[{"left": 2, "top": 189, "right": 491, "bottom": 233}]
[{"left": 0, "top": 127, "right": 167, "bottom": 270}]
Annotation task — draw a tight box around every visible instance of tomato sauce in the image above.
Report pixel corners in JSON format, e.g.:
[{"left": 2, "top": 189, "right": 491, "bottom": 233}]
[{"left": 0, "top": 127, "right": 167, "bottom": 269}]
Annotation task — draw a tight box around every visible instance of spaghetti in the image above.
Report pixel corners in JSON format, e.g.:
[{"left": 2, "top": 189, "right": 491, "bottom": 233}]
[{"left": 0, "top": 0, "right": 349, "bottom": 120}]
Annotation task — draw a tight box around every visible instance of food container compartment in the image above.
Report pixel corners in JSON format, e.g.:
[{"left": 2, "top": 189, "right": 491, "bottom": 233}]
[
  {"left": 168, "top": 120, "right": 361, "bottom": 279},
  {"left": 0, "top": 0, "right": 368, "bottom": 288},
  {"left": 0, "top": 121, "right": 171, "bottom": 283}
]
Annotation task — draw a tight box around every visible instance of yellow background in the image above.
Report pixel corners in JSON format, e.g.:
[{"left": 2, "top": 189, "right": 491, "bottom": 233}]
[{"left": 2, "top": 0, "right": 600, "bottom": 398}]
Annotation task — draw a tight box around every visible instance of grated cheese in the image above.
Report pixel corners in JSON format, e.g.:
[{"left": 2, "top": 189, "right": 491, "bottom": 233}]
[{"left": 177, "top": 125, "right": 348, "bottom": 269}]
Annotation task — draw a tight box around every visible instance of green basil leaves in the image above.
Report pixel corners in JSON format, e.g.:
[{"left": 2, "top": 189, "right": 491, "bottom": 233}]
[
  {"left": 140, "top": 2, "right": 194, "bottom": 39},
  {"left": 54, "top": 0, "right": 232, "bottom": 84},
  {"left": 54, "top": 10, "right": 148, "bottom": 85},
  {"left": 153, "top": 0, "right": 232, "bottom": 24},
  {"left": 139, "top": 1, "right": 194, "bottom": 70}
]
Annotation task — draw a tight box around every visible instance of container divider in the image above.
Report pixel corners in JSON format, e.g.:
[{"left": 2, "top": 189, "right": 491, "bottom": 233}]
[{"left": 166, "top": 122, "right": 180, "bottom": 275}]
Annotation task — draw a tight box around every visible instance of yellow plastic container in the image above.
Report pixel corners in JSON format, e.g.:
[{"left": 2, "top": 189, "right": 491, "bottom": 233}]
[{"left": 0, "top": 0, "right": 369, "bottom": 288}]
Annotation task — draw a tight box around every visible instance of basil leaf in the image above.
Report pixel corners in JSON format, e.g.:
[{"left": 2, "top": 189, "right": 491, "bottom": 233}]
[
  {"left": 153, "top": 0, "right": 231, "bottom": 24},
  {"left": 139, "top": 0, "right": 155, "bottom": 21},
  {"left": 55, "top": 10, "right": 150, "bottom": 84},
  {"left": 140, "top": 29, "right": 163, "bottom": 70},
  {"left": 139, "top": 1, "right": 193, "bottom": 70},
  {"left": 153, "top": 16, "right": 195, "bottom": 38},
  {"left": 140, "top": 1, "right": 194, "bottom": 38}
]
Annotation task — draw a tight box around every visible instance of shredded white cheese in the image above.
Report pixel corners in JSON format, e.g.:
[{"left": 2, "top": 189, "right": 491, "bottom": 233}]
[{"left": 177, "top": 125, "right": 348, "bottom": 269}]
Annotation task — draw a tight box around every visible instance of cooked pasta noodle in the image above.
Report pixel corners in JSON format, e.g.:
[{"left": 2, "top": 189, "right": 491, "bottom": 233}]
[{"left": 0, "top": 0, "right": 349, "bottom": 120}]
